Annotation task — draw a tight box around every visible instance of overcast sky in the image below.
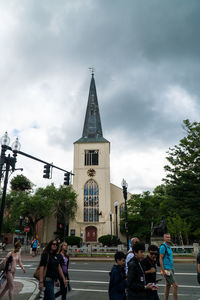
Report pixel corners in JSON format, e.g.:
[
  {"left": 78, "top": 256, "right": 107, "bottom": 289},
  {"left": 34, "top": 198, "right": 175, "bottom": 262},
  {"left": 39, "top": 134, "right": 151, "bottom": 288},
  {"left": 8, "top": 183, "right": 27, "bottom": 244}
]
[{"left": 0, "top": 0, "right": 200, "bottom": 193}]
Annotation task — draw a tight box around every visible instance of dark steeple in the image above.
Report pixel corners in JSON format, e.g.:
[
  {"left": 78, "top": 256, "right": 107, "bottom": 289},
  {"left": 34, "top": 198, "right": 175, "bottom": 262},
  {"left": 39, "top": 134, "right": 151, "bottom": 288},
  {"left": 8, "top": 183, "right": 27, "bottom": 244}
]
[{"left": 75, "top": 74, "right": 109, "bottom": 143}]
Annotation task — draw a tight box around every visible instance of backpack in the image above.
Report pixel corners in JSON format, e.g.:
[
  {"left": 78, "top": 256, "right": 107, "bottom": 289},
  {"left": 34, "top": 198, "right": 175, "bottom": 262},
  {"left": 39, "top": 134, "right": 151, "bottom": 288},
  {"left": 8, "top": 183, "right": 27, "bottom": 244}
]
[{"left": 156, "top": 243, "right": 168, "bottom": 267}]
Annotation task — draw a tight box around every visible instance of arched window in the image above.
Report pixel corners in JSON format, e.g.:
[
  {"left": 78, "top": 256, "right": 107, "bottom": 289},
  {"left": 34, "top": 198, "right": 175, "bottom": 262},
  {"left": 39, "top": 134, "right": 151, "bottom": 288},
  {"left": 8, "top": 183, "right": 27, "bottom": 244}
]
[{"left": 84, "top": 180, "right": 99, "bottom": 222}]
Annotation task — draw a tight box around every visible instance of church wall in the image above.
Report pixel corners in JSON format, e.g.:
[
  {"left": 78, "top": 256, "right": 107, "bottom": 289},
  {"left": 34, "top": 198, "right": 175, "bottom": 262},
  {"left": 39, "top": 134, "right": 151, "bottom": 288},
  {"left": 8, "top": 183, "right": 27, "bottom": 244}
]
[
  {"left": 110, "top": 183, "right": 132, "bottom": 243},
  {"left": 69, "top": 141, "right": 111, "bottom": 242}
]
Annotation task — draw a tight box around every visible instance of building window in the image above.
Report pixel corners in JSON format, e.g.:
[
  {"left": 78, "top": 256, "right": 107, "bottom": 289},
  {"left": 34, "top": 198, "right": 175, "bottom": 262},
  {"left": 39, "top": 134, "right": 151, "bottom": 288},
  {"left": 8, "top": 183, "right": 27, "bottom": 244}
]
[
  {"left": 85, "top": 150, "right": 99, "bottom": 166},
  {"left": 84, "top": 180, "right": 99, "bottom": 222}
]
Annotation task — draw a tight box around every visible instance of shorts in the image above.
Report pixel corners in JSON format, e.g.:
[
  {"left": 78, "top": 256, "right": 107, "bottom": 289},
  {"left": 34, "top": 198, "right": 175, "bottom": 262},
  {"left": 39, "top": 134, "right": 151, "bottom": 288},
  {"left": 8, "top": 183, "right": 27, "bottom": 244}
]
[
  {"left": 32, "top": 248, "right": 37, "bottom": 252},
  {"left": 165, "top": 269, "right": 176, "bottom": 285}
]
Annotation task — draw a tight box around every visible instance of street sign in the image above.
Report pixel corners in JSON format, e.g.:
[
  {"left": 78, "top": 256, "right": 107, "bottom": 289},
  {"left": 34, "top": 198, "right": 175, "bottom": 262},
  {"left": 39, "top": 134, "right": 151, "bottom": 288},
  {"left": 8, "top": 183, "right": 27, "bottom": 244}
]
[{"left": 24, "top": 227, "right": 30, "bottom": 233}]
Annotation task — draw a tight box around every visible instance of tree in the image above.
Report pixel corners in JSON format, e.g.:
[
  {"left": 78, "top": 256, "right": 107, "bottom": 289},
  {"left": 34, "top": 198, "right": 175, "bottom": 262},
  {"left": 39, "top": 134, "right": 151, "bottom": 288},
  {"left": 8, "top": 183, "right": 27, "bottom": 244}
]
[
  {"left": 163, "top": 119, "right": 200, "bottom": 240},
  {"left": 10, "top": 175, "right": 33, "bottom": 192},
  {"left": 166, "top": 214, "right": 191, "bottom": 245},
  {"left": 120, "top": 191, "right": 162, "bottom": 242},
  {"left": 53, "top": 185, "right": 77, "bottom": 239}
]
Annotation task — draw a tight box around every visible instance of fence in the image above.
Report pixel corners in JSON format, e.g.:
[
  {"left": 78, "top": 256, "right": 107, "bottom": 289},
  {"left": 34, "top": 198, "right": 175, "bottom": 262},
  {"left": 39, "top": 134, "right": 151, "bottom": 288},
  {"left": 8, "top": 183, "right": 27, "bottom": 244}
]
[{"left": 67, "top": 243, "right": 199, "bottom": 257}]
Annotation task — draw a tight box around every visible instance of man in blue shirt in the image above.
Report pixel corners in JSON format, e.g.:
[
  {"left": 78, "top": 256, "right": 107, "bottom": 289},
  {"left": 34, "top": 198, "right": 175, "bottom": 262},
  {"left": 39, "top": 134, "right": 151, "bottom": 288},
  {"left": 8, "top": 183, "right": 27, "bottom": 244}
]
[{"left": 159, "top": 233, "right": 178, "bottom": 300}]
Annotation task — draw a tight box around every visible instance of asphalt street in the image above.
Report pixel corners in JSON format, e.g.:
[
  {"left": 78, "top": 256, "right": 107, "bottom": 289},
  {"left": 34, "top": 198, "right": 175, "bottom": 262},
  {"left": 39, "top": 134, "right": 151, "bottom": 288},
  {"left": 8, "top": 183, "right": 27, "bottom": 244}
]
[{"left": 15, "top": 260, "right": 200, "bottom": 300}]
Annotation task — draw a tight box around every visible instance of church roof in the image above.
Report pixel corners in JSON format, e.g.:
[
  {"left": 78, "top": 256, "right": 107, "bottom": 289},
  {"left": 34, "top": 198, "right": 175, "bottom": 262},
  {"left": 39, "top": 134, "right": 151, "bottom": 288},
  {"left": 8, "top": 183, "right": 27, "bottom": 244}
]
[{"left": 75, "top": 74, "right": 109, "bottom": 144}]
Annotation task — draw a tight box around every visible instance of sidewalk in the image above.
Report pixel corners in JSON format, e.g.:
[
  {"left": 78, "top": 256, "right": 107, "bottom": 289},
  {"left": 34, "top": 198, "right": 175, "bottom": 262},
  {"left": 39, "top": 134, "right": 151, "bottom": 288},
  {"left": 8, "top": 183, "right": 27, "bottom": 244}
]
[{"left": 0, "top": 277, "right": 38, "bottom": 300}]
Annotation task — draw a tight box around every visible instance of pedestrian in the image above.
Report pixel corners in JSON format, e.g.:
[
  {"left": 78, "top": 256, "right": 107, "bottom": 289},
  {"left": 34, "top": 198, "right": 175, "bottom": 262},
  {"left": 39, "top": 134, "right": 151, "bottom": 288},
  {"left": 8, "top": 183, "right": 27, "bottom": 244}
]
[
  {"left": 141, "top": 245, "right": 160, "bottom": 300},
  {"left": 108, "top": 251, "right": 127, "bottom": 300},
  {"left": 55, "top": 242, "right": 70, "bottom": 300},
  {"left": 197, "top": 250, "right": 200, "bottom": 284},
  {"left": 39, "top": 239, "right": 67, "bottom": 300},
  {"left": 0, "top": 241, "right": 26, "bottom": 300},
  {"left": 31, "top": 237, "right": 39, "bottom": 257},
  {"left": 125, "top": 237, "right": 139, "bottom": 275},
  {"left": 127, "top": 242, "right": 156, "bottom": 300},
  {"left": 159, "top": 233, "right": 178, "bottom": 300}
]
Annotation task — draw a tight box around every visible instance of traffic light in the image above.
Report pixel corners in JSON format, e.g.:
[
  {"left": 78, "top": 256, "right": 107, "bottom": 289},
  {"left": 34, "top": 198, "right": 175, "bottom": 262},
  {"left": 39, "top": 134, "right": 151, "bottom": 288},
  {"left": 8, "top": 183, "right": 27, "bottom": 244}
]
[
  {"left": 64, "top": 172, "right": 70, "bottom": 185},
  {"left": 43, "top": 164, "right": 51, "bottom": 179}
]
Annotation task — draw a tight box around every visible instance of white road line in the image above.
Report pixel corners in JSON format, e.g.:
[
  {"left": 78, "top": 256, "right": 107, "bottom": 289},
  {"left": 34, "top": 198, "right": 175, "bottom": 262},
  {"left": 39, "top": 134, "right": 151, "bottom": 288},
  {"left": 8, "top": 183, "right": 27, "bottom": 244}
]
[
  {"left": 70, "top": 279, "right": 200, "bottom": 289},
  {"left": 69, "top": 269, "right": 109, "bottom": 273},
  {"left": 68, "top": 269, "right": 197, "bottom": 276},
  {"left": 71, "top": 288, "right": 198, "bottom": 296}
]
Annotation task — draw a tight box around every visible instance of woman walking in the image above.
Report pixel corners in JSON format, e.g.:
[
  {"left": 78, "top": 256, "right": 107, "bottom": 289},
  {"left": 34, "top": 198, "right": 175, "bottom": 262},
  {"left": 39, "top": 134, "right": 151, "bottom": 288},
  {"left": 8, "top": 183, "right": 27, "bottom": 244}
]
[
  {"left": 39, "top": 239, "right": 67, "bottom": 300},
  {"left": 55, "top": 242, "right": 70, "bottom": 300},
  {"left": 0, "top": 241, "right": 26, "bottom": 300}
]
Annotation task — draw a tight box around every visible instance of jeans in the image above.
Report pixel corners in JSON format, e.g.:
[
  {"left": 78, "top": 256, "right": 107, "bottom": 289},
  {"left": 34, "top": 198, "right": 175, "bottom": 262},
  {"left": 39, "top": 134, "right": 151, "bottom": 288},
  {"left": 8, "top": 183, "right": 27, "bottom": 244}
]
[
  {"left": 55, "top": 276, "right": 68, "bottom": 300},
  {"left": 44, "top": 278, "right": 55, "bottom": 300}
]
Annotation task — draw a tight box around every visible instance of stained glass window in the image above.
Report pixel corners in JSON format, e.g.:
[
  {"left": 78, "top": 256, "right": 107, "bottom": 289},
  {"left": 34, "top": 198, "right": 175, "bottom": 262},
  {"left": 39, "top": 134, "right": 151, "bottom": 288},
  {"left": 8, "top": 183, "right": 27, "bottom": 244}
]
[{"left": 84, "top": 180, "right": 99, "bottom": 222}]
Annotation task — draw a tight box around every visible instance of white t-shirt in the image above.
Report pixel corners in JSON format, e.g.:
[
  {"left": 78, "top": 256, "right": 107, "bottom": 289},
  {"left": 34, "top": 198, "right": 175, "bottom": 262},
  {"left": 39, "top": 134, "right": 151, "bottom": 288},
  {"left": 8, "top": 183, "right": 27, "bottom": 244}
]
[{"left": 125, "top": 248, "right": 134, "bottom": 275}]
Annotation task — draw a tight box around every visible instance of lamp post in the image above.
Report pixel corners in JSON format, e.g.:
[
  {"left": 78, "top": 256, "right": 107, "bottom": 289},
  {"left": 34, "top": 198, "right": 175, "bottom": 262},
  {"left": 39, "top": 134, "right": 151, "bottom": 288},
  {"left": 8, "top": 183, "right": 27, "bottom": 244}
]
[
  {"left": 121, "top": 178, "right": 129, "bottom": 251},
  {"left": 109, "top": 211, "right": 112, "bottom": 237},
  {"left": 0, "top": 132, "right": 20, "bottom": 239},
  {"left": 114, "top": 201, "right": 118, "bottom": 239}
]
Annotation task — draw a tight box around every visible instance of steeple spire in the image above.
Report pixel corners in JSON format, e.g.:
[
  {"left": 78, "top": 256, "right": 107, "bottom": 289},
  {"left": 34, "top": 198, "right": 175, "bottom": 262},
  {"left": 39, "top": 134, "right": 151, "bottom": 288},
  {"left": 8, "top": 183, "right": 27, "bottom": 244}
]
[{"left": 75, "top": 74, "right": 109, "bottom": 143}]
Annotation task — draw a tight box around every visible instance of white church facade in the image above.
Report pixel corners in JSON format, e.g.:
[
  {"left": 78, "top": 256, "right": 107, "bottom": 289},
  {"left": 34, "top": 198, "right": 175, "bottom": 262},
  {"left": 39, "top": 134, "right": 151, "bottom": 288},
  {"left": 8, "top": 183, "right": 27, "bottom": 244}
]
[
  {"left": 41, "top": 74, "right": 131, "bottom": 244},
  {"left": 68, "top": 74, "right": 130, "bottom": 243}
]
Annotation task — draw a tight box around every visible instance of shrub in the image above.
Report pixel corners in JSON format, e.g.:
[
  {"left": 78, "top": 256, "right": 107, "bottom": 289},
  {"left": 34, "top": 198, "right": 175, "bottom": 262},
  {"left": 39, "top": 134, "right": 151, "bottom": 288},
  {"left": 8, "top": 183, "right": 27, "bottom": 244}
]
[
  {"left": 98, "top": 235, "right": 121, "bottom": 246},
  {"left": 65, "top": 236, "right": 82, "bottom": 247}
]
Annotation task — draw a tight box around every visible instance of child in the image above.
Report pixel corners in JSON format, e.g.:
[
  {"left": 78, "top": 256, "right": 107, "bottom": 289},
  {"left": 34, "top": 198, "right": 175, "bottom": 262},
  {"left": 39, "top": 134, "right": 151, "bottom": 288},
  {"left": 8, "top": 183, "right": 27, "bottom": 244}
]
[{"left": 108, "top": 251, "right": 127, "bottom": 300}]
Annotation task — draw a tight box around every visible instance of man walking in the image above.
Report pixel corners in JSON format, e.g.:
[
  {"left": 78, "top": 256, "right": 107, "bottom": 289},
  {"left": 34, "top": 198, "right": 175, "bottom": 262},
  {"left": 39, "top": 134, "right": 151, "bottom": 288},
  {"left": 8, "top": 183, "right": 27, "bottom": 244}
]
[
  {"left": 125, "top": 237, "right": 139, "bottom": 275},
  {"left": 127, "top": 242, "right": 156, "bottom": 299},
  {"left": 159, "top": 233, "right": 178, "bottom": 300},
  {"left": 142, "top": 245, "right": 159, "bottom": 300}
]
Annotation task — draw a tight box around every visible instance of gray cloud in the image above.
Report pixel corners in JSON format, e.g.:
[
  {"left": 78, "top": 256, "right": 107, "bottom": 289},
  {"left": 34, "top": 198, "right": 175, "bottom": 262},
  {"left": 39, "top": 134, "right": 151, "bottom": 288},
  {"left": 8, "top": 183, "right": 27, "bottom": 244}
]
[{"left": 0, "top": 0, "right": 200, "bottom": 191}]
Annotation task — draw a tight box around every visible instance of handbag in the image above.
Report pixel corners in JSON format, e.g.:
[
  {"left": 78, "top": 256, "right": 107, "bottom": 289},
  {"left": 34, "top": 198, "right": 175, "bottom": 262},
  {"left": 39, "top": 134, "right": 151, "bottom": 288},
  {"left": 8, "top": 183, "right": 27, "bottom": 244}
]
[{"left": 34, "top": 254, "right": 49, "bottom": 281}]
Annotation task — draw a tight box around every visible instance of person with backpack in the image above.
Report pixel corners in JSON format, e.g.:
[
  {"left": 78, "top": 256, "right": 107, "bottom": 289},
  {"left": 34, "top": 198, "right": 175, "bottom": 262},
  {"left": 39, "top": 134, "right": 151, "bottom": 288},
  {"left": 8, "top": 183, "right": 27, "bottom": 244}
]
[
  {"left": 0, "top": 241, "right": 26, "bottom": 300},
  {"left": 159, "top": 233, "right": 178, "bottom": 300},
  {"left": 127, "top": 242, "right": 156, "bottom": 299},
  {"left": 108, "top": 251, "right": 127, "bottom": 300},
  {"left": 125, "top": 237, "right": 139, "bottom": 275},
  {"left": 141, "top": 245, "right": 159, "bottom": 300}
]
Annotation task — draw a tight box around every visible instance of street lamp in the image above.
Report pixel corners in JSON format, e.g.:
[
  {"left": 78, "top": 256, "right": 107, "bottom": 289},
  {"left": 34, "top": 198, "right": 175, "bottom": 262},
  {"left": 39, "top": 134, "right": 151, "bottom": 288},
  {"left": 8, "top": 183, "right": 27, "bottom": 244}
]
[
  {"left": 114, "top": 201, "right": 118, "bottom": 239},
  {"left": 121, "top": 178, "right": 129, "bottom": 251},
  {"left": 0, "top": 132, "right": 20, "bottom": 239},
  {"left": 109, "top": 211, "right": 112, "bottom": 237}
]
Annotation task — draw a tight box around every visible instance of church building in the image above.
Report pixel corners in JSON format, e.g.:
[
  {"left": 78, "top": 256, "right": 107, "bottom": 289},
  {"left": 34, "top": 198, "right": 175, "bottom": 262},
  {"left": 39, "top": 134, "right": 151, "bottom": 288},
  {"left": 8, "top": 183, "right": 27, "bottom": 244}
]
[
  {"left": 41, "top": 73, "right": 131, "bottom": 244},
  {"left": 68, "top": 73, "right": 130, "bottom": 243}
]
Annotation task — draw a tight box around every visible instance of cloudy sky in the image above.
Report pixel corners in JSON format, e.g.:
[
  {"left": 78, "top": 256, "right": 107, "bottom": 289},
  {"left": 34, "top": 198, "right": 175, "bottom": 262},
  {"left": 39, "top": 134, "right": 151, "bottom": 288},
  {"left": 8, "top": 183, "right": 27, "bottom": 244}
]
[{"left": 0, "top": 0, "right": 200, "bottom": 193}]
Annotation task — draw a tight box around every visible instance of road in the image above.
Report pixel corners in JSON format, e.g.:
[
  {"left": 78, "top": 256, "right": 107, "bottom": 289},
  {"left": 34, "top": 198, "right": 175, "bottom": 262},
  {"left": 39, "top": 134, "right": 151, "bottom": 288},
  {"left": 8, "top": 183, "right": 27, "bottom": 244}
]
[{"left": 15, "top": 260, "right": 200, "bottom": 299}]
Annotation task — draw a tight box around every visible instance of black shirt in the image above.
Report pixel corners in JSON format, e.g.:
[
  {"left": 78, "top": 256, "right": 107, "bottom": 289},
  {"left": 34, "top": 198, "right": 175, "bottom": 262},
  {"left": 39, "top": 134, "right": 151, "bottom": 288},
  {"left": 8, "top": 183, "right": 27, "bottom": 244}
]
[
  {"left": 40, "top": 252, "right": 60, "bottom": 280},
  {"left": 197, "top": 253, "right": 200, "bottom": 274},
  {"left": 141, "top": 256, "right": 157, "bottom": 284}
]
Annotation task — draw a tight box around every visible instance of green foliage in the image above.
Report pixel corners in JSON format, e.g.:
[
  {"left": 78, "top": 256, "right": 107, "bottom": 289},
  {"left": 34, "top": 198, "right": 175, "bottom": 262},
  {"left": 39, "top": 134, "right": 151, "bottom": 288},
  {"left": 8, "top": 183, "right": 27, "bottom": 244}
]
[
  {"left": 10, "top": 175, "right": 33, "bottom": 192},
  {"left": 120, "top": 191, "right": 162, "bottom": 242},
  {"left": 65, "top": 236, "right": 82, "bottom": 247},
  {"left": 53, "top": 185, "right": 77, "bottom": 223},
  {"left": 166, "top": 214, "right": 191, "bottom": 244},
  {"left": 163, "top": 119, "right": 200, "bottom": 240},
  {"left": 98, "top": 235, "right": 121, "bottom": 246},
  {"left": 4, "top": 183, "right": 77, "bottom": 237}
]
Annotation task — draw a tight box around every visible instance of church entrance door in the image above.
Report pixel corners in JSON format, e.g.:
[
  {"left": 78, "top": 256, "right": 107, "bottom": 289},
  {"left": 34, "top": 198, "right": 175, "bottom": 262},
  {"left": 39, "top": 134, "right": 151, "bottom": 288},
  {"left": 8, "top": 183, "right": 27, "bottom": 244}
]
[{"left": 85, "top": 226, "right": 97, "bottom": 242}]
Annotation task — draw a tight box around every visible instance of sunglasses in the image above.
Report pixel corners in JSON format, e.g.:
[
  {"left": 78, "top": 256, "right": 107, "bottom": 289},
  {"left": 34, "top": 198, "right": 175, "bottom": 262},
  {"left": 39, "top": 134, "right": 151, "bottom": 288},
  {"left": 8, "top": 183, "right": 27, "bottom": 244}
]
[{"left": 52, "top": 243, "right": 58, "bottom": 246}]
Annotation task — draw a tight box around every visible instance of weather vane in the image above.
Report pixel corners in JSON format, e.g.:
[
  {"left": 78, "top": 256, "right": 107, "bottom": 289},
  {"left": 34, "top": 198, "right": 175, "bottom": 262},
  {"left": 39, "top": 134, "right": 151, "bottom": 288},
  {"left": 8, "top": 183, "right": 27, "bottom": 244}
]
[{"left": 89, "top": 67, "right": 95, "bottom": 76}]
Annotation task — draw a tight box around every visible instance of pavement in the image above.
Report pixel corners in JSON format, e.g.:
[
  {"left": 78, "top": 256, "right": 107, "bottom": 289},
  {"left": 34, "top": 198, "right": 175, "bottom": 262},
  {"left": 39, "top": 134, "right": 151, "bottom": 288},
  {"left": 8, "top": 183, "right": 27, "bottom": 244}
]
[{"left": 0, "top": 247, "right": 197, "bottom": 300}]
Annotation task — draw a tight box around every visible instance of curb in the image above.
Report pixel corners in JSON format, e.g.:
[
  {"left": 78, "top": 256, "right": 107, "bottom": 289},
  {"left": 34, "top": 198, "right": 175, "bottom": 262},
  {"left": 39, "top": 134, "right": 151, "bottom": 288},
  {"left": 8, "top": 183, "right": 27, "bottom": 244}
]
[{"left": 28, "top": 280, "right": 39, "bottom": 300}]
